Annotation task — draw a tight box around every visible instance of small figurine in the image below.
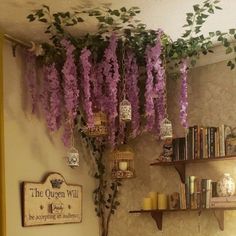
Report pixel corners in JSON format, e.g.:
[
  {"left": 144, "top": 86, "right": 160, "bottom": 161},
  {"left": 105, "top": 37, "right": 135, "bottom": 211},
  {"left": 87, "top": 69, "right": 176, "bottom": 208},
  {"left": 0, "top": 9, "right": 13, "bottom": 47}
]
[
  {"left": 169, "top": 192, "right": 180, "bottom": 209},
  {"left": 158, "top": 138, "right": 173, "bottom": 162}
]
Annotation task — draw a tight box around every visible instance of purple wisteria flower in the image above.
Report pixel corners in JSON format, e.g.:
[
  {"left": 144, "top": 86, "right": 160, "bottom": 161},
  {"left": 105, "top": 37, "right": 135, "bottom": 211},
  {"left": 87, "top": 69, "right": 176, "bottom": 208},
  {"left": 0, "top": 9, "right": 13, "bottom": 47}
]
[
  {"left": 80, "top": 48, "right": 94, "bottom": 128},
  {"left": 125, "top": 50, "right": 140, "bottom": 138},
  {"left": 61, "top": 39, "right": 79, "bottom": 146},
  {"left": 179, "top": 59, "right": 188, "bottom": 129}
]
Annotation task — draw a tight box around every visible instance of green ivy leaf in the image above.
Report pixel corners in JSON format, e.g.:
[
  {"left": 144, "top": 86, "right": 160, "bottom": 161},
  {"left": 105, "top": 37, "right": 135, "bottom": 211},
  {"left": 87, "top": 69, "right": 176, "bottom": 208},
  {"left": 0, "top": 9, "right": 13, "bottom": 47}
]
[
  {"left": 111, "top": 10, "right": 120, "bottom": 16},
  {"left": 77, "top": 17, "right": 84, "bottom": 22},
  {"left": 229, "top": 29, "right": 236, "bottom": 35},
  {"left": 193, "top": 4, "right": 200, "bottom": 11},
  {"left": 209, "top": 32, "right": 215, "bottom": 37},
  {"left": 226, "top": 47, "right": 233, "bottom": 54},
  {"left": 120, "top": 7, "right": 127, "bottom": 12},
  {"left": 27, "top": 14, "right": 35, "bottom": 22}
]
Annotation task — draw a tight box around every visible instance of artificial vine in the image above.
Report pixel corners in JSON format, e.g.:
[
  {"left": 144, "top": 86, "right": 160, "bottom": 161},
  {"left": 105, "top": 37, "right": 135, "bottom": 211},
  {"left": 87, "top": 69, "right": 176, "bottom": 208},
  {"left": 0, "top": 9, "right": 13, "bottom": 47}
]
[{"left": 23, "top": 1, "right": 236, "bottom": 236}]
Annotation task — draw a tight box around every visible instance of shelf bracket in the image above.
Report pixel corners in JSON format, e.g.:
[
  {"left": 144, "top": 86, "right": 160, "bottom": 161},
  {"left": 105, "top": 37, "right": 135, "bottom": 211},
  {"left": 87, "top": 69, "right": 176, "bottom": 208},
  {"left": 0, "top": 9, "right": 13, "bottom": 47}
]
[
  {"left": 213, "top": 210, "right": 224, "bottom": 231},
  {"left": 174, "top": 163, "right": 186, "bottom": 183},
  {"left": 151, "top": 211, "right": 163, "bottom": 230}
]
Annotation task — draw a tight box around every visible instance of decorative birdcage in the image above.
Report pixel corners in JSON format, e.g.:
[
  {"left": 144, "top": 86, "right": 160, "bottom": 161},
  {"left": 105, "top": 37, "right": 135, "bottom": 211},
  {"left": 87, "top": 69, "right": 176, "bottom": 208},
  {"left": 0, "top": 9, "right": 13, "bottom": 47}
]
[
  {"left": 160, "top": 118, "right": 173, "bottom": 140},
  {"left": 84, "top": 111, "right": 108, "bottom": 137},
  {"left": 110, "top": 144, "right": 135, "bottom": 179},
  {"left": 119, "top": 99, "right": 132, "bottom": 122},
  {"left": 67, "top": 147, "right": 80, "bottom": 168}
]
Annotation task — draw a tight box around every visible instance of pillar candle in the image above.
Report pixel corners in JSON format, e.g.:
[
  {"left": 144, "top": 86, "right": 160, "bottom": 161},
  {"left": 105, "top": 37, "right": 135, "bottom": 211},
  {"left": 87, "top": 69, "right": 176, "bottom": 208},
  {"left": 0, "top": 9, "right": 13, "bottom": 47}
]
[
  {"left": 158, "top": 193, "right": 168, "bottom": 210},
  {"left": 118, "top": 161, "right": 128, "bottom": 171},
  {"left": 149, "top": 192, "right": 158, "bottom": 210},
  {"left": 142, "top": 197, "right": 152, "bottom": 210}
]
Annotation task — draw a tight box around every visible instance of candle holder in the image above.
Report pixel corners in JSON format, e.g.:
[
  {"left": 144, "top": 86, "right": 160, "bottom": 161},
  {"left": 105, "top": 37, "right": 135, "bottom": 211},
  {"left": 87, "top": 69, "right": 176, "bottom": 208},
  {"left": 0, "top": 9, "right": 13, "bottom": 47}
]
[
  {"left": 110, "top": 144, "right": 135, "bottom": 179},
  {"left": 83, "top": 111, "right": 108, "bottom": 137}
]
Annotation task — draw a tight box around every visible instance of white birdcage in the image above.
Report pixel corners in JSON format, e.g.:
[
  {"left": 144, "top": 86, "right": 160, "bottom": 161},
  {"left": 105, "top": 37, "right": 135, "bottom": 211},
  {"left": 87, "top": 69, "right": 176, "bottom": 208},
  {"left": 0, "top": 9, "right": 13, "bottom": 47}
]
[
  {"left": 160, "top": 118, "right": 173, "bottom": 140},
  {"left": 67, "top": 147, "right": 80, "bottom": 168},
  {"left": 119, "top": 99, "right": 132, "bottom": 122}
]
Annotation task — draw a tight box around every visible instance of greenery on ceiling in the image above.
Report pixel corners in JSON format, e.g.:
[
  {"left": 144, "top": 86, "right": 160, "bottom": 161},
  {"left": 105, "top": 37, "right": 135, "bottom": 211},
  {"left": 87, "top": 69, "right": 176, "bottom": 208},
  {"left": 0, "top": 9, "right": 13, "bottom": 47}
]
[{"left": 27, "top": 0, "right": 236, "bottom": 69}]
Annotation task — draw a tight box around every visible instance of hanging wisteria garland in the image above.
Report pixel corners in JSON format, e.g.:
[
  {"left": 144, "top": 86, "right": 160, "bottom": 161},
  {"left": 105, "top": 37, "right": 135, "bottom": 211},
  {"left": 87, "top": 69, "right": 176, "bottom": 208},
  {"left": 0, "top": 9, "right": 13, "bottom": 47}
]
[
  {"left": 41, "top": 63, "right": 62, "bottom": 132},
  {"left": 145, "top": 30, "right": 167, "bottom": 136},
  {"left": 61, "top": 39, "right": 80, "bottom": 147},
  {"left": 80, "top": 48, "right": 94, "bottom": 128},
  {"left": 25, "top": 33, "right": 186, "bottom": 147},
  {"left": 179, "top": 59, "right": 189, "bottom": 129},
  {"left": 125, "top": 50, "right": 140, "bottom": 138},
  {"left": 100, "top": 34, "right": 120, "bottom": 147}
]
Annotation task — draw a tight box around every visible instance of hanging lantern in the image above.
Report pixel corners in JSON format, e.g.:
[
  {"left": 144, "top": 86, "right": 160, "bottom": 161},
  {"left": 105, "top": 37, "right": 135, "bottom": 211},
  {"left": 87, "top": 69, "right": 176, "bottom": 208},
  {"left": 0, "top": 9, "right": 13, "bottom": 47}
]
[
  {"left": 66, "top": 147, "right": 80, "bottom": 168},
  {"left": 160, "top": 118, "right": 173, "bottom": 140},
  {"left": 84, "top": 111, "right": 108, "bottom": 137},
  {"left": 119, "top": 99, "right": 132, "bottom": 122},
  {"left": 110, "top": 144, "right": 135, "bottom": 179}
]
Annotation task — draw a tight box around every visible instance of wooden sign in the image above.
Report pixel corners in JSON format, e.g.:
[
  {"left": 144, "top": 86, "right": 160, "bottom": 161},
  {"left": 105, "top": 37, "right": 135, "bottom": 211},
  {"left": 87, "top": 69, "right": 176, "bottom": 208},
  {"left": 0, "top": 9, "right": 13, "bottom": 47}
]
[{"left": 23, "top": 172, "right": 82, "bottom": 227}]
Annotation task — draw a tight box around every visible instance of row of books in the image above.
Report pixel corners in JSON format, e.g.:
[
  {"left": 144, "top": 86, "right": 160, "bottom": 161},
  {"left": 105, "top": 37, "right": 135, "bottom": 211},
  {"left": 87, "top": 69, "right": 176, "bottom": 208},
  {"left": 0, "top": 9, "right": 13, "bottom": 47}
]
[
  {"left": 173, "top": 125, "right": 231, "bottom": 161},
  {"left": 179, "top": 176, "right": 217, "bottom": 209}
]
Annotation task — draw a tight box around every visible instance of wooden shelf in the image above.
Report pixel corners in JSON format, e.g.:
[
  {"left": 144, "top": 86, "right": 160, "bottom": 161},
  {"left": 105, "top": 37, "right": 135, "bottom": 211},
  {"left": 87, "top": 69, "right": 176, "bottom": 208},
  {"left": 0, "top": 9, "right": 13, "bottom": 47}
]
[
  {"left": 150, "top": 155, "right": 236, "bottom": 183},
  {"left": 129, "top": 208, "right": 236, "bottom": 231}
]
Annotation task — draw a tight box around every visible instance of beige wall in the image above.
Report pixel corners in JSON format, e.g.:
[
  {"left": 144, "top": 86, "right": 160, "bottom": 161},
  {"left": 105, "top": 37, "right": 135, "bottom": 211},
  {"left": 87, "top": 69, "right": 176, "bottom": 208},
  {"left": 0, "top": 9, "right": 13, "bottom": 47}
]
[
  {"left": 109, "top": 60, "right": 236, "bottom": 236},
  {"left": 3, "top": 41, "right": 99, "bottom": 236},
  {"left": 3, "top": 34, "right": 236, "bottom": 236}
]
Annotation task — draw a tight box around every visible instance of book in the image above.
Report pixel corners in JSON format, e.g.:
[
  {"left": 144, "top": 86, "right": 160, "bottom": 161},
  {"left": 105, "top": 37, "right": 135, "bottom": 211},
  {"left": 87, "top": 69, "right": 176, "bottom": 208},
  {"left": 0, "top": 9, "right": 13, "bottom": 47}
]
[
  {"left": 193, "top": 178, "right": 201, "bottom": 209},
  {"left": 179, "top": 182, "right": 187, "bottom": 209},
  {"left": 200, "top": 128, "right": 204, "bottom": 159},
  {"left": 219, "top": 125, "right": 231, "bottom": 156},
  {"left": 210, "top": 201, "right": 236, "bottom": 208},
  {"left": 211, "top": 196, "right": 236, "bottom": 202},
  {"left": 201, "top": 179, "right": 207, "bottom": 208},
  {"left": 211, "top": 182, "right": 218, "bottom": 197},
  {"left": 189, "top": 176, "right": 196, "bottom": 209},
  {"left": 179, "top": 137, "right": 186, "bottom": 160},
  {"left": 203, "top": 127, "right": 208, "bottom": 159},
  {"left": 206, "top": 179, "right": 212, "bottom": 208},
  {"left": 215, "top": 128, "right": 220, "bottom": 157},
  {"left": 209, "top": 127, "right": 216, "bottom": 157},
  {"left": 172, "top": 138, "right": 179, "bottom": 161},
  {"left": 185, "top": 176, "right": 190, "bottom": 209},
  {"left": 193, "top": 125, "right": 200, "bottom": 159}
]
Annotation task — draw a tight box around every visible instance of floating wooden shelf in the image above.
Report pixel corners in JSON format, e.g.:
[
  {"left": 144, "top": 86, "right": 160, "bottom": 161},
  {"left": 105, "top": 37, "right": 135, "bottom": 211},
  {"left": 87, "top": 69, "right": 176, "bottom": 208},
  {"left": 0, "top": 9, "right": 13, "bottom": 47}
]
[
  {"left": 129, "top": 207, "right": 236, "bottom": 231},
  {"left": 150, "top": 155, "right": 236, "bottom": 183}
]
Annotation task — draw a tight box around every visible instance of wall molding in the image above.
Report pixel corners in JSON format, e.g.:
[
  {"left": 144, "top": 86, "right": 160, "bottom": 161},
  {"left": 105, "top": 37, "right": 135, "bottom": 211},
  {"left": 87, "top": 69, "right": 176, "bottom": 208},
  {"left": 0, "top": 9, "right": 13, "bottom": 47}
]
[{"left": 0, "top": 33, "right": 6, "bottom": 236}]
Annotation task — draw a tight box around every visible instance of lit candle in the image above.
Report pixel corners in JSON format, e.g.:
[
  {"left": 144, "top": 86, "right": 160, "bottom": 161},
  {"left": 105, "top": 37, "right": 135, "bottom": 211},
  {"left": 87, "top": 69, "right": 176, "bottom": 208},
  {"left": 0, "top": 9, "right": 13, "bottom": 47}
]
[
  {"left": 142, "top": 197, "right": 152, "bottom": 210},
  {"left": 118, "top": 161, "right": 128, "bottom": 171},
  {"left": 158, "top": 193, "right": 168, "bottom": 210},
  {"left": 149, "top": 192, "right": 158, "bottom": 210}
]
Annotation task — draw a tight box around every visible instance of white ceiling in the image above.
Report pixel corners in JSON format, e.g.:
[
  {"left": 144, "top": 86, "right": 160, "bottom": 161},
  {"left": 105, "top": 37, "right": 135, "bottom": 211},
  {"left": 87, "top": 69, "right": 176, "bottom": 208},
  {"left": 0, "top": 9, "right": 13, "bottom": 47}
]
[{"left": 1, "top": 0, "right": 236, "bottom": 44}]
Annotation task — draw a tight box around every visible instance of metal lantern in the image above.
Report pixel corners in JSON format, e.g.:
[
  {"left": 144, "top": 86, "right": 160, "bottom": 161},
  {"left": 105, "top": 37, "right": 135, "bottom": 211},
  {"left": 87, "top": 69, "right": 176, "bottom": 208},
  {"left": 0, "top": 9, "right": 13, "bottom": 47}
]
[
  {"left": 160, "top": 118, "right": 173, "bottom": 140},
  {"left": 84, "top": 111, "right": 108, "bottom": 137},
  {"left": 119, "top": 99, "right": 132, "bottom": 122},
  {"left": 110, "top": 144, "right": 135, "bottom": 179},
  {"left": 67, "top": 147, "right": 80, "bottom": 168}
]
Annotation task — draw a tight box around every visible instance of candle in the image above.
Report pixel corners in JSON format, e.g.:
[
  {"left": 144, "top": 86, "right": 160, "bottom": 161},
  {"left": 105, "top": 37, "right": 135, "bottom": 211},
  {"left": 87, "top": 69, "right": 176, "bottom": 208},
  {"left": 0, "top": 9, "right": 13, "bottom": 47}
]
[
  {"left": 118, "top": 161, "right": 128, "bottom": 171},
  {"left": 142, "top": 197, "right": 152, "bottom": 210},
  {"left": 149, "top": 192, "right": 158, "bottom": 210},
  {"left": 158, "top": 193, "right": 168, "bottom": 210}
]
